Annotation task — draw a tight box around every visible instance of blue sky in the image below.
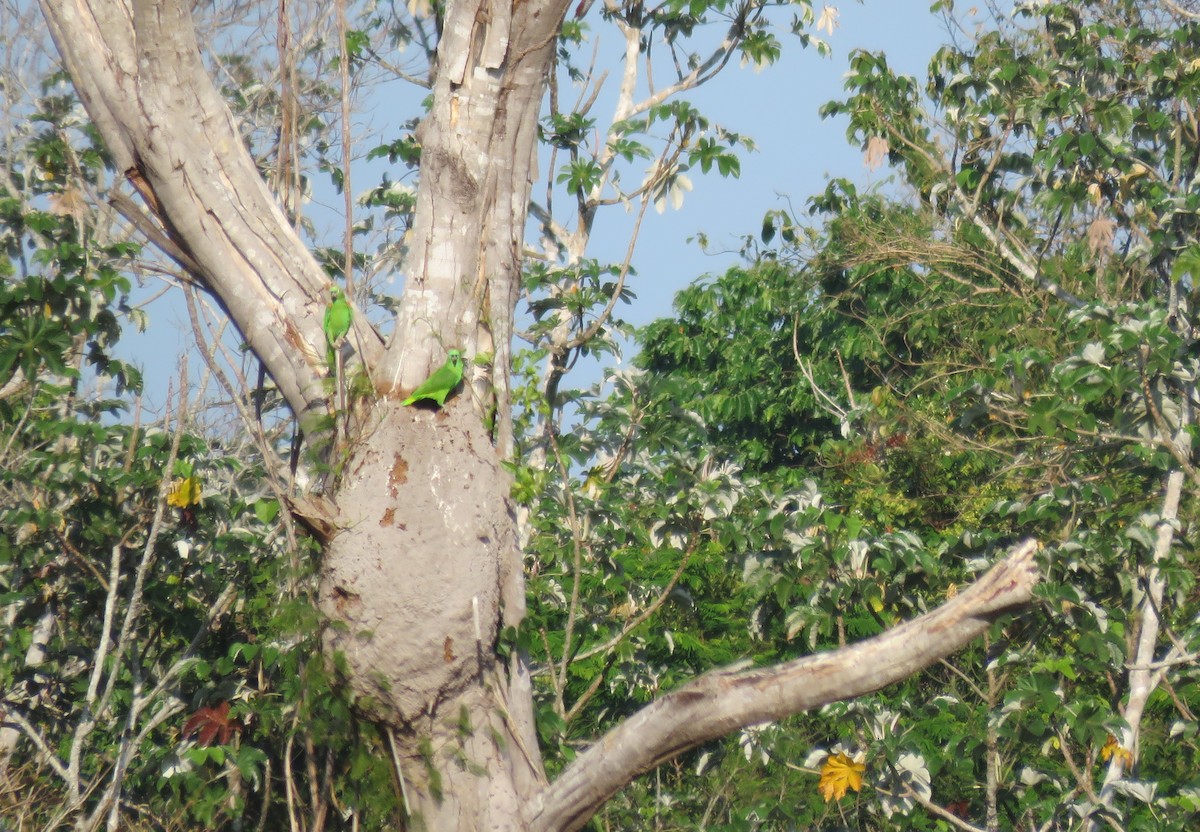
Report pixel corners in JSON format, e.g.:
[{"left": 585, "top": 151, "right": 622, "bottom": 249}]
[
  {"left": 609, "top": 2, "right": 957, "bottom": 328},
  {"left": 122, "top": 2, "right": 966, "bottom": 409}
]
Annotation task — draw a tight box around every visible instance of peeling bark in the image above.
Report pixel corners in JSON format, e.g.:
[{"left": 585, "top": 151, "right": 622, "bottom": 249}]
[{"left": 380, "top": 0, "right": 571, "bottom": 457}]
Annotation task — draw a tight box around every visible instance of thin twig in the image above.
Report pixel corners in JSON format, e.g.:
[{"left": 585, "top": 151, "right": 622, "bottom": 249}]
[
  {"left": 563, "top": 537, "right": 700, "bottom": 669},
  {"left": 904, "top": 785, "right": 988, "bottom": 832},
  {"left": 567, "top": 192, "right": 651, "bottom": 350},
  {"left": 546, "top": 428, "right": 586, "bottom": 714},
  {"left": 337, "top": 0, "right": 354, "bottom": 297},
  {"left": 1139, "top": 352, "right": 1200, "bottom": 484},
  {"left": 386, "top": 728, "right": 411, "bottom": 816}
]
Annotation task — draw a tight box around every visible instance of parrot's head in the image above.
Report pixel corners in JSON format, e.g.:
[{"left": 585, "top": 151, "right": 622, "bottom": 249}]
[
  {"left": 448, "top": 349, "right": 463, "bottom": 365},
  {"left": 330, "top": 285, "right": 342, "bottom": 300}
]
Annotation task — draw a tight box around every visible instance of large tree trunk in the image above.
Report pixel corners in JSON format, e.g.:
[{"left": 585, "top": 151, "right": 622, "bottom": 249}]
[
  {"left": 318, "top": 399, "right": 544, "bottom": 826},
  {"left": 37, "top": 0, "right": 559, "bottom": 821},
  {"left": 38, "top": 0, "right": 563, "bottom": 826},
  {"left": 377, "top": 0, "right": 570, "bottom": 450},
  {"left": 312, "top": 0, "right": 567, "bottom": 825}
]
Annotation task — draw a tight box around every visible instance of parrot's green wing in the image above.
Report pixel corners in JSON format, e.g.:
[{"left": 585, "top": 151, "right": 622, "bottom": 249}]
[
  {"left": 323, "top": 285, "right": 352, "bottom": 366},
  {"left": 402, "top": 350, "right": 464, "bottom": 406}
]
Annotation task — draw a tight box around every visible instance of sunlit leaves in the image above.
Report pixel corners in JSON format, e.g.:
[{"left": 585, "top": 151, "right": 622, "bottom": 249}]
[
  {"left": 532, "top": 6, "right": 1200, "bottom": 829},
  {"left": 521, "top": 258, "right": 636, "bottom": 360},
  {"left": 816, "top": 5, "right": 838, "bottom": 36},
  {"left": 607, "top": 136, "right": 653, "bottom": 163},
  {"left": 651, "top": 167, "right": 693, "bottom": 213},
  {"left": 738, "top": 29, "right": 782, "bottom": 71},
  {"left": 0, "top": 80, "right": 386, "bottom": 827},
  {"left": 366, "top": 134, "right": 422, "bottom": 168},
  {"left": 0, "top": 195, "right": 137, "bottom": 393},
  {"left": 688, "top": 136, "right": 741, "bottom": 177},
  {"left": 557, "top": 158, "right": 604, "bottom": 197},
  {"left": 875, "top": 752, "right": 931, "bottom": 818}
]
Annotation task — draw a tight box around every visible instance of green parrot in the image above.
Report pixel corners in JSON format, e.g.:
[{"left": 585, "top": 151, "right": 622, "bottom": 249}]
[
  {"left": 402, "top": 349, "right": 464, "bottom": 407},
  {"left": 323, "top": 285, "right": 352, "bottom": 367}
]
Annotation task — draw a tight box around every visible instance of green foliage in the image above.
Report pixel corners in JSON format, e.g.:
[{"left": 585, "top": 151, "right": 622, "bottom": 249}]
[
  {"left": 0, "top": 87, "right": 401, "bottom": 830},
  {"left": 0, "top": 91, "right": 140, "bottom": 397},
  {"left": 639, "top": 261, "right": 832, "bottom": 474},
  {"left": 517, "top": 2, "right": 1200, "bottom": 828},
  {"left": 0, "top": 359, "right": 403, "bottom": 828},
  {"left": 9, "top": 0, "right": 1200, "bottom": 828}
]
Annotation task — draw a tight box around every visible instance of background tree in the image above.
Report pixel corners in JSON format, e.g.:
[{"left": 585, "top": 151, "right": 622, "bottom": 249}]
[
  {"left": 522, "top": 0, "right": 1200, "bottom": 827},
  {"left": 817, "top": 5, "right": 1200, "bottom": 821}
]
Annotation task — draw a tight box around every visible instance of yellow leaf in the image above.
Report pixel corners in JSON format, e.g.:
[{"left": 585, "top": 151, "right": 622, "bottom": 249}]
[
  {"left": 167, "top": 476, "right": 202, "bottom": 508},
  {"left": 1100, "top": 735, "right": 1134, "bottom": 767},
  {"left": 818, "top": 752, "right": 865, "bottom": 802}
]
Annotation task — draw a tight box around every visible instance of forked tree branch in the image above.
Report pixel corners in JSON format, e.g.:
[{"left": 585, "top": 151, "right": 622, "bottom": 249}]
[
  {"left": 529, "top": 539, "right": 1041, "bottom": 832},
  {"left": 38, "top": 0, "right": 382, "bottom": 425}
]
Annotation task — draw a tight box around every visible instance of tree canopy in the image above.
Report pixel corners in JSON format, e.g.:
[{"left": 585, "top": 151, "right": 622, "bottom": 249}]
[{"left": 2, "top": 0, "right": 1198, "bottom": 830}]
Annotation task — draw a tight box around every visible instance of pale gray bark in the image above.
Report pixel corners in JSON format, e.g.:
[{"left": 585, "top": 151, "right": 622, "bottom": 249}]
[
  {"left": 312, "top": 4, "right": 571, "bottom": 820},
  {"left": 379, "top": 0, "right": 569, "bottom": 454},
  {"left": 0, "top": 604, "right": 54, "bottom": 771},
  {"left": 1090, "top": 469, "right": 1186, "bottom": 826},
  {"left": 38, "top": 0, "right": 382, "bottom": 428}
]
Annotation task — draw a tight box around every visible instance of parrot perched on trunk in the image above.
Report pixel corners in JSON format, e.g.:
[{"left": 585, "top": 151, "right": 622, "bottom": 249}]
[
  {"left": 323, "top": 285, "right": 352, "bottom": 367},
  {"left": 402, "top": 349, "right": 464, "bottom": 407}
]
